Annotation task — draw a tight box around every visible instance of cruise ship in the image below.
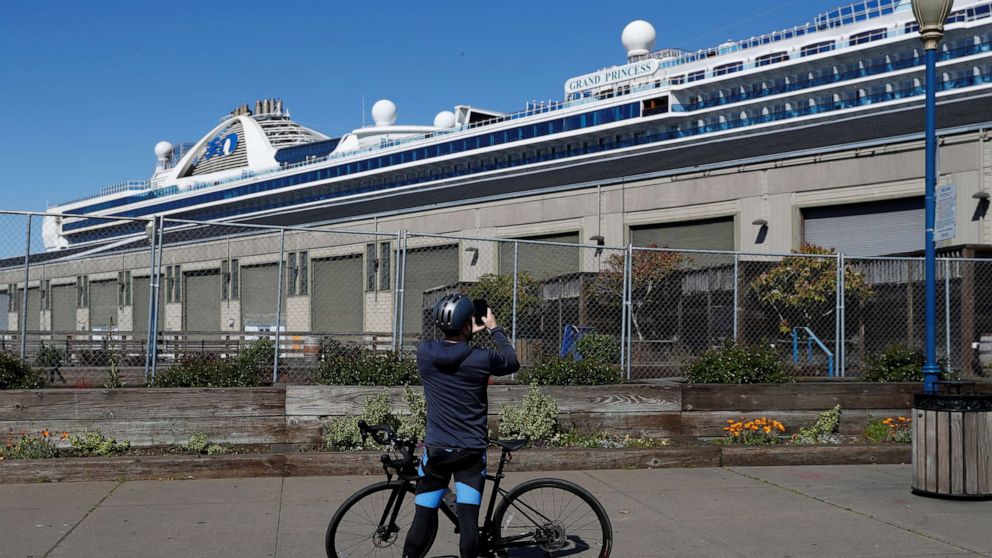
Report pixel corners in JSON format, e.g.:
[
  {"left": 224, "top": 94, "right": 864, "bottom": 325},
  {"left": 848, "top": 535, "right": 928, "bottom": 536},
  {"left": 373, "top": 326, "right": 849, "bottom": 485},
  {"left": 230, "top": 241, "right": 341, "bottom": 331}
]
[{"left": 44, "top": 0, "right": 992, "bottom": 251}]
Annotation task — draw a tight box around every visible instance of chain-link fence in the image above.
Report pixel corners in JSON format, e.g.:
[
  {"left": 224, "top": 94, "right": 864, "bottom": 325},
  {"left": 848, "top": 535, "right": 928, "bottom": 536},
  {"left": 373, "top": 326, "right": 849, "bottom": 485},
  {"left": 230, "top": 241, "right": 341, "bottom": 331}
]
[{"left": 3, "top": 209, "right": 992, "bottom": 384}]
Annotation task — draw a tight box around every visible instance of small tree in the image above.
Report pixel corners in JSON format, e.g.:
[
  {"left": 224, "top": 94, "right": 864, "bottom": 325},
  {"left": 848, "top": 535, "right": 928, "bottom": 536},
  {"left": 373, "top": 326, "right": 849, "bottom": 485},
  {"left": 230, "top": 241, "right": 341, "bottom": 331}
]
[
  {"left": 750, "top": 244, "right": 872, "bottom": 334},
  {"left": 463, "top": 273, "right": 540, "bottom": 323},
  {"left": 589, "top": 246, "right": 689, "bottom": 341}
]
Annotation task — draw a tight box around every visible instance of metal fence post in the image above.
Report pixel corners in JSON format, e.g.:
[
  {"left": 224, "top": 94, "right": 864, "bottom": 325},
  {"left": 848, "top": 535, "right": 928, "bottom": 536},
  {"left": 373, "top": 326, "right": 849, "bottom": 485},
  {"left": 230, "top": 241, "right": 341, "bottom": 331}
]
[
  {"left": 835, "top": 253, "right": 843, "bottom": 377},
  {"left": 273, "top": 228, "right": 286, "bottom": 384},
  {"left": 395, "top": 231, "right": 407, "bottom": 353},
  {"left": 391, "top": 231, "right": 402, "bottom": 351},
  {"left": 511, "top": 241, "right": 519, "bottom": 347},
  {"left": 945, "top": 258, "right": 952, "bottom": 370},
  {"left": 150, "top": 217, "right": 165, "bottom": 381},
  {"left": 623, "top": 244, "right": 634, "bottom": 380},
  {"left": 19, "top": 215, "right": 32, "bottom": 360},
  {"left": 732, "top": 253, "right": 739, "bottom": 341},
  {"left": 144, "top": 218, "right": 158, "bottom": 383}
]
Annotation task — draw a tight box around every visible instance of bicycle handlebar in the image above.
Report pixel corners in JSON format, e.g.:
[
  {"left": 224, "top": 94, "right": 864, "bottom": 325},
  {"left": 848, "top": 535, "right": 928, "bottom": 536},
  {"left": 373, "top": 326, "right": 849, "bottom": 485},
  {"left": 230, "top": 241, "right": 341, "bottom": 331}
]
[{"left": 358, "top": 420, "right": 416, "bottom": 472}]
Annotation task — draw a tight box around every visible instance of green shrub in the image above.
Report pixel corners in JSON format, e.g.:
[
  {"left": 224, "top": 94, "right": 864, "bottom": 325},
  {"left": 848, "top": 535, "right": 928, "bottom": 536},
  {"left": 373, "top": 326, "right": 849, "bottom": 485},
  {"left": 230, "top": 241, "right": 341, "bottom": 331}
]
[
  {"left": 154, "top": 339, "right": 273, "bottom": 388},
  {"left": 575, "top": 334, "right": 621, "bottom": 365},
  {"left": 463, "top": 273, "right": 540, "bottom": 322},
  {"left": 521, "top": 356, "right": 622, "bottom": 386},
  {"left": 397, "top": 386, "right": 427, "bottom": 441},
  {"left": 791, "top": 405, "right": 841, "bottom": 445},
  {"left": 0, "top": 351, "right": 45, "bottom": 390},
  {"left": 177, "top": 432, "right": 229, "bottom": 455},
  {"left": 323, "top": 391, "right": 400, "bottom": 451},
  {"left": 2, "top": 431, "right": 58, "bottom": 459},
  {"left": 70, "top": 431, "right": 130, "bottom": 457},
  {"left": 862, "top": 345, "right": 925, "bottom": 382},
  {"left": 312, "top": 339, "right": 418, "bottom": 386},
  {"left": 684, "top": 341, "right": 789, "bottom": 384},
  {"left": 498, "top": 384, "right": 560, "bottom": 444},
  {"left": 552, "top": 429, "right": 668, "bottom": 449},
  {"left": 863, "top": 420, "right": 890, "bottom": 443},
  {"left": 35, "top": 344, "right": 64, "bottom": 369}
]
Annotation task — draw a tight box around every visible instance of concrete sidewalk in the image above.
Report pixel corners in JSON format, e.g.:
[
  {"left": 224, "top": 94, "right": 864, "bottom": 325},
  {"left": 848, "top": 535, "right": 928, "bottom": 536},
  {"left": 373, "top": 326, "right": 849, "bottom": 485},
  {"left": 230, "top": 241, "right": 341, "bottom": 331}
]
[{"left": 2, "top": 465, "right": 990, "bottom": 557}]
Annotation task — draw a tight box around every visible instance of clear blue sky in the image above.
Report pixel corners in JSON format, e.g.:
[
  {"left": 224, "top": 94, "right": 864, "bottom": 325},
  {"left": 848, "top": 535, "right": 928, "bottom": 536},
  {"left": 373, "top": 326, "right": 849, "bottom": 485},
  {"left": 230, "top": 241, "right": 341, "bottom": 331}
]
[{"left": 0, "top": 0, "right": 845, "bottom": 211}]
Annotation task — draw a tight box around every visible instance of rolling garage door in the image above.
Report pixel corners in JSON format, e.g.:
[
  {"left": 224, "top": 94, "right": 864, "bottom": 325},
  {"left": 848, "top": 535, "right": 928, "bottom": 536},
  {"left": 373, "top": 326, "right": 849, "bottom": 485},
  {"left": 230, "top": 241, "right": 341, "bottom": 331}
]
[
  {"left": 51, "top": 284, "right": 77, "bottom": 333},
  {"left": 312, "top": 255, "right": 363, "bottom": 334},
  {"left": 88, "top": 281, "right": 117, "bottom": 329},
  {"left": 241, "top": 264, "right": 286, "bottom": 330},
  {"left": 803, "top": 198, "right": 924, "bottom": 256},
  {"left": 0, "top": 289, "right": 8, "bottom": 330},
  {"left": 183, "top": 271, "right": 220, "bottom": 331},
  {"left": 631, "top": 217, "right": 735, "bottom": 250},
  {"left": 404, "top": 245, "right": 459, "bottom": 335},
  {"left": 499, "top": 232, "right": 580, "bottom": 280},
  {"left": 132, "top": 276, "right": 165, "bottom": 333},
  {"left": 10, "top": 288, "right": 41, "bottom": 331}
]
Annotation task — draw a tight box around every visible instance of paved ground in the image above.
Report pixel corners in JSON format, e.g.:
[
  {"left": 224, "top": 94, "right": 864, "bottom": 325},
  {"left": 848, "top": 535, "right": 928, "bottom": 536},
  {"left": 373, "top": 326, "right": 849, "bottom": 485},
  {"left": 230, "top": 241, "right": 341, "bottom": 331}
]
[{"left": 1, "top": 465, "right": 990, "bottom": 557}]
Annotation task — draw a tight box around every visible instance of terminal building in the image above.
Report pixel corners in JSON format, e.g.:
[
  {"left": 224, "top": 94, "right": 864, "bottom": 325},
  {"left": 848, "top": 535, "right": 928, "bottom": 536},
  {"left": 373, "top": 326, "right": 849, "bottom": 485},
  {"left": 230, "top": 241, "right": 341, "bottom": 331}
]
[{"left": 3, "top": 0, "right": 992, "bottom": 359}]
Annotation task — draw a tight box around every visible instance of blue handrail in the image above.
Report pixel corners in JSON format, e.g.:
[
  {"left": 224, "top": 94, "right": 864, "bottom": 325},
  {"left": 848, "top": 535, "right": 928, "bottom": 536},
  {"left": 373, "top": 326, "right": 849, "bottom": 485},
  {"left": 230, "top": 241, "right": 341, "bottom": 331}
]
[{"left": 792, "top": 327, "right": 835, "bottom": 377}]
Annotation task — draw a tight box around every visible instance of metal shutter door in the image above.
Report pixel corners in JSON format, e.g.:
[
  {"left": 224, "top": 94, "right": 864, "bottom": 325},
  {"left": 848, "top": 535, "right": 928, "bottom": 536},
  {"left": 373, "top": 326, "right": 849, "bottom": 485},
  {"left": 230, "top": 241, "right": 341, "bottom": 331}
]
[
  {"left": 0, "top": 291, "right": 8, "bottom": 329},
  {"left": 631, "top": 217, "right": 735, "bottom": 250},
  {"left": 19, "top": 288, "right": 41, "bottom": 331},
  {"left": 51, "top": 285, "right": 76, "bottom": 332},
  {"left": 89, "top": 280, "right": 117, "bottom": 329},
  {"left": 241, "top": 264, "right": 285, "bottom": 329},
  {"left": 183, "top": 272, "right": 220, "bottom": 331},
  {"left": 131, "top": 277, "right": 165, "bottom": 333},
  {"left": 499, "top": 232, "right": 580, "bottom": 280},
  {"left": 312, "top": 255, "right": 363, "bottom": 334},
  {"left": 404, "top": 245, "right": 459, "bottom": 334},
  {"left": 803, "top": 198, "right": 924, "bottom": 256}
]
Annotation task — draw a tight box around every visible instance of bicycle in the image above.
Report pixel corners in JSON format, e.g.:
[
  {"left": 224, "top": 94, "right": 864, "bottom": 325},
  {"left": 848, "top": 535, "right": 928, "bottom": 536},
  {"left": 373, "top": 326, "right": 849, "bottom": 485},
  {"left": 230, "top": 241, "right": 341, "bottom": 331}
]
[{"left": 325, "top": 421, "right": 613, "bottom": 557}]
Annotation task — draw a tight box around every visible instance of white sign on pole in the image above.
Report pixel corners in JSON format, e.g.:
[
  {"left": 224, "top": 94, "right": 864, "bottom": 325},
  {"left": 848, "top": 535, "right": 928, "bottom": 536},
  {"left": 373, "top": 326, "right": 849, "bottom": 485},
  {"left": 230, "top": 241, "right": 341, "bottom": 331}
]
[{"left": 934, "top": 183, "right": 957, "bottom": 242}]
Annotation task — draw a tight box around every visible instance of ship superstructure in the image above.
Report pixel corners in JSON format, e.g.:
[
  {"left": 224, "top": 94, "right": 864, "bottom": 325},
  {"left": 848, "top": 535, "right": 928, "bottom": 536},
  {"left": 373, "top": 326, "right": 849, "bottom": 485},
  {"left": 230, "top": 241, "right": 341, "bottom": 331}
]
[{"left": 45, "top": 0, "right": 992, "bottom": 250}]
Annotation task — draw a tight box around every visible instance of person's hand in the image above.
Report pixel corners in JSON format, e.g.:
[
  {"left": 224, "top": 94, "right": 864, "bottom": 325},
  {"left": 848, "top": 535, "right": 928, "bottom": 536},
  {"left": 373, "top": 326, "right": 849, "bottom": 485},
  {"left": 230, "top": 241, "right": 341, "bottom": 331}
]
[{"left": 482, "top": 308, "right": 497, "bottom": 330}]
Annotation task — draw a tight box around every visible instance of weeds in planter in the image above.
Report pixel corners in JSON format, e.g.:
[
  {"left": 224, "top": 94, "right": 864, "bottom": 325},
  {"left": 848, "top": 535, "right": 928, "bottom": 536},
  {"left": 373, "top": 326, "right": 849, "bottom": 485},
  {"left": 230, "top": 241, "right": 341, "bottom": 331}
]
[
  {"left": 70, "top": 431, "right": 131, "bottom": 457},
  {"left": 0, "top": 351, "right": 45, "bottom": 390},
  {"left": 323, "top": 389, "right": 427, "bottom": 451},
  {"left": 791, "top": 405, "right": 842, "bottom": 445},
  {"left": 35, "top": 344, "right": 66, "bottom": 384},
  {"left": 2, "top": 429, "right": 59, "bottom": 459},
  {"left": 312, "top": 339, "right": 419, "bottom": 386},
  {"left": 864, "top": 416, "right": 912, "bottom": 443},
  {"left": 498, "top": 384, "right": 560, "bottom": 444},
  {"left": 177, "top": 432, "right": 230, "bottom": 455},
  {"left": 722, "top": 417, "right": 786, "bottom": 445},
  {"left": 551, "top": 429, "right": 669, "bottom": 449}
]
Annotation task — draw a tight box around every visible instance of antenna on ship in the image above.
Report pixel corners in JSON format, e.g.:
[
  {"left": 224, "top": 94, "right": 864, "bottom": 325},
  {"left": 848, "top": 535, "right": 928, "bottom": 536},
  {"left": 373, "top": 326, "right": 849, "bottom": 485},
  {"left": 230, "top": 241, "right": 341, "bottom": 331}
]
[
  {"left": 362, "top": 95, "right": 366, "bottom": 128},
  {"left": 622, "top": 20, "right": 657, "bottom": 61}
]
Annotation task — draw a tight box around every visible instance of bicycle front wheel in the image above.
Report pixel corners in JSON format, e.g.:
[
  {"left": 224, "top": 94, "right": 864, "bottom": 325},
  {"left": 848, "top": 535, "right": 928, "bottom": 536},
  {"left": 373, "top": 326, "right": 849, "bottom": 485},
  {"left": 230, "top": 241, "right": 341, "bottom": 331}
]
[
  {"left": 325, "top": 480, "right": 435, "bottom": 558},
  {"left": 493, "top": 478, "right": 612, "bottom": 557}
]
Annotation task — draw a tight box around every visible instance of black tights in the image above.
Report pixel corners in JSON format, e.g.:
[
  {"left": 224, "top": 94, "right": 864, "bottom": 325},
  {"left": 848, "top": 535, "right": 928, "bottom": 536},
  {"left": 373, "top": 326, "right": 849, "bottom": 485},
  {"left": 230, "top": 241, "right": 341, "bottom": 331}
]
[{"left": 402, "top": 503, "right": 481, "bottom": 558}]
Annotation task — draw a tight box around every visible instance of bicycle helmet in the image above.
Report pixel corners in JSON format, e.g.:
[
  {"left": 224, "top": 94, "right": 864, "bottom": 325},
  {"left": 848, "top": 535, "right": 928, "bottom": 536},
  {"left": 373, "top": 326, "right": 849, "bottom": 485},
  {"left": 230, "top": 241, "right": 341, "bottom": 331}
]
[{"left": 432, "top": 294, "right": 475, "bottom": 336}]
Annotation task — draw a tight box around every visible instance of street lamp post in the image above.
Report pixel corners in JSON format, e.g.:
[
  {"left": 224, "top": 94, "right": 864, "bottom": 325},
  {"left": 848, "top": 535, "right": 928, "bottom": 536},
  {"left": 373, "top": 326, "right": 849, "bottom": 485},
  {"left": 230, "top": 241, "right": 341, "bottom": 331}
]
[{"left": 912, "top": 0, "right": 954, "bottom": 394}]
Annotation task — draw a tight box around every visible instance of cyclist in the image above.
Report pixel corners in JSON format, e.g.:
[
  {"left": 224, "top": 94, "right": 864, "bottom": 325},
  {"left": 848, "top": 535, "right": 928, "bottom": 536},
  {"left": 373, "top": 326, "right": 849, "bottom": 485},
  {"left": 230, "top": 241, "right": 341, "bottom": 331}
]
[{"left": 403, "top": 293, "right": 520, "bottom": 558}]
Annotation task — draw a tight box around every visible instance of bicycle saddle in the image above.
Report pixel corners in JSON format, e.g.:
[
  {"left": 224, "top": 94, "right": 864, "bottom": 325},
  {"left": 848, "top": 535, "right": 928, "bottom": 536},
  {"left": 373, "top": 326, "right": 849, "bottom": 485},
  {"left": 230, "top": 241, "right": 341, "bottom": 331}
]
[{"left": 490, "top": 439, "right": 528, "bottom": 452}]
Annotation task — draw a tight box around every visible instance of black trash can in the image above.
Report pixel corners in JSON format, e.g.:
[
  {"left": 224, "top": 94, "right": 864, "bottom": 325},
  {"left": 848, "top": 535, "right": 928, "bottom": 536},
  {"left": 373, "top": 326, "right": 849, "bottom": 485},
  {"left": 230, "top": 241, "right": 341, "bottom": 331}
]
[{"left": 912, "top": 382, "right": 992, "bottom": 500}]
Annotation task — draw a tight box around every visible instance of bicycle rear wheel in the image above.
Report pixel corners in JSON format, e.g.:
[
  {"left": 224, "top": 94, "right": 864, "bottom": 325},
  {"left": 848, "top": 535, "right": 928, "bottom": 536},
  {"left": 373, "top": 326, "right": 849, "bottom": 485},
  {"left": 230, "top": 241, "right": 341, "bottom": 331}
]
[
  {"left": 492, "top": 478, "right": 612, "bottom": 557},
  {"left": 325, "top": 480, "right": 436, "bottom": 558}
]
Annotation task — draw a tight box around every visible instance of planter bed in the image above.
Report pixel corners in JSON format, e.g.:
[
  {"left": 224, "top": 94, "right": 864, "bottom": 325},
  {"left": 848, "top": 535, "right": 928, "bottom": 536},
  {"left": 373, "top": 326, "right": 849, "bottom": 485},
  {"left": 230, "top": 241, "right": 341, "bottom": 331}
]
[{"left": 0, "top": 441, "right": 912, "bottom": 484}]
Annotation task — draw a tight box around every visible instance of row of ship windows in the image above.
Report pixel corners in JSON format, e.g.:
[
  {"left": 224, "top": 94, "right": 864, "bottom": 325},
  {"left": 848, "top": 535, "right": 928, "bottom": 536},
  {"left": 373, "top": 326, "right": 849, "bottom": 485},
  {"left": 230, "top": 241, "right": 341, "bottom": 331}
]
[
  {"left": 677, "top": 37, "right": 992, "bottom": 111},
  {"left": 578, "top": 3, "right": 992, "bottom": 99}
]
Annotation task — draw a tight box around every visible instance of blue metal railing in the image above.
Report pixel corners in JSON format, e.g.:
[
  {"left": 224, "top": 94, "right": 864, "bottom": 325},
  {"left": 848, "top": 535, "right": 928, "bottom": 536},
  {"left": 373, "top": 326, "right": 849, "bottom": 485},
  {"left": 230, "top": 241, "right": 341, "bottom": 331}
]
[{"left": 792, "top": 327, "right": 836, "bottom": 377}]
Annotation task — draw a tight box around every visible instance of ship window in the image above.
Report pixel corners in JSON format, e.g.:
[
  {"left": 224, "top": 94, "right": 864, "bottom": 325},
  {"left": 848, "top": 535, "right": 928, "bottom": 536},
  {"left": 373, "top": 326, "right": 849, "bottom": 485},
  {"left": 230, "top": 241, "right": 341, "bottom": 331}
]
[
  {"left": 669, "top": 74, "right": 685, "bottom": 85},
  {"left": 755, "top": 51, "right": 788, "bottom": 67},
  {"left": 713, "top": 61, "right": 743, "bottom": 76},
  {"left": 687, "top": 70, "right": 706, "bottom": 82},
  {"left": 801, "top": 41, "right": 835, "bottom": 57},
  {"left": 642, "top": 96, "right": 669, "bottom": 117},
  {"left": 849, "top": 28, "right": 887, "bottom": 45}
]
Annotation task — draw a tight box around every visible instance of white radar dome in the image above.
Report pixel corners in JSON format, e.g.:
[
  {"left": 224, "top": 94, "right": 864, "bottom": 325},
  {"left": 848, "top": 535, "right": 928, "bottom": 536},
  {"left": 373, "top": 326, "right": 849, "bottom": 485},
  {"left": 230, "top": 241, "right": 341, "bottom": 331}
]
[
  {"left": 433, "top": 110, "right": 456, "bottom": 129},
  {"left": 154, "top": 140, "right": 174, "bottom": 161},
  {"left": 371, "top": 99, "right": 397, "bottom": 127},
  {"left": 621, "top": 20, "right": 656, "bottom": 58}
]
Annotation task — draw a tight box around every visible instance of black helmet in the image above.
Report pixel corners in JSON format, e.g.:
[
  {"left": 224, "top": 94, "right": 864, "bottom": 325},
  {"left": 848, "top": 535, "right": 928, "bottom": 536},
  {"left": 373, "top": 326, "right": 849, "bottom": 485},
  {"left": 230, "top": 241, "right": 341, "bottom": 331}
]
[{"left": 432, "top": 294, "right": 475, "bottom": 336}]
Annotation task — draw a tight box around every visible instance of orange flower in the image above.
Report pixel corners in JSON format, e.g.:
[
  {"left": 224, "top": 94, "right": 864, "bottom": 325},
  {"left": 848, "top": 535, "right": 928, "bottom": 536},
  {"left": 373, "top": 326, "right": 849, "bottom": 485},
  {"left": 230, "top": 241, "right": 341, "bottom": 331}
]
[
  {"left": 763, "top": 426, "right": 772, "bottom": 434},
  {"left": 41, "top": 430, "right": 50, "bottom": 438},
  {"left": 61, "top": 432, "right": 70, "bottom": 441}
]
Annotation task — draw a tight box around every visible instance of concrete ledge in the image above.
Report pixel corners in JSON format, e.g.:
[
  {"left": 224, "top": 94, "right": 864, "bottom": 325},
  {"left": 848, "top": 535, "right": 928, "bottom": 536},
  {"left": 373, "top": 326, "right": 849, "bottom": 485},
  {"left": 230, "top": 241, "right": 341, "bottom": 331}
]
[{"left": 0, "top": 443, "right": 912, "bottom": 483}]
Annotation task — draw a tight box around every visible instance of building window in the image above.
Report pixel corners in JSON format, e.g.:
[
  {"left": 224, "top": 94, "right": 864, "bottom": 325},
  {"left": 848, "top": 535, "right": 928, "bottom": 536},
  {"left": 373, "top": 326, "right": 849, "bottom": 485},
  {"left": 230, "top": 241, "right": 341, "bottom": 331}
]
[
  {"left": 76, "top": 276, "right": 88, "bottom": 308},
  {"left": 288, "top": 252, "right": 298, "bottom": 296},
  {"left": 221, "top": 260, "right": 230, "bottom": 300},
  {"left": 118, "top": 271, "right": 132, "bottom": 307},
  {"left": 379, "top": 243, "right": 391, "bottom": 291},
  {"left": 42, "top": 280, "right": 51, "bottom": 311},
  {"left": 230, "top": 259, "right": 239, "bottom": 299},
  {"left": 299, "top": 251, "right": 308, "bottom": 295},
  {"left": 167, "top": 265, "right": 182, "bottom": 303},
  {"left": 366, "top": 243, "right": 377, "bottom": 291}
]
